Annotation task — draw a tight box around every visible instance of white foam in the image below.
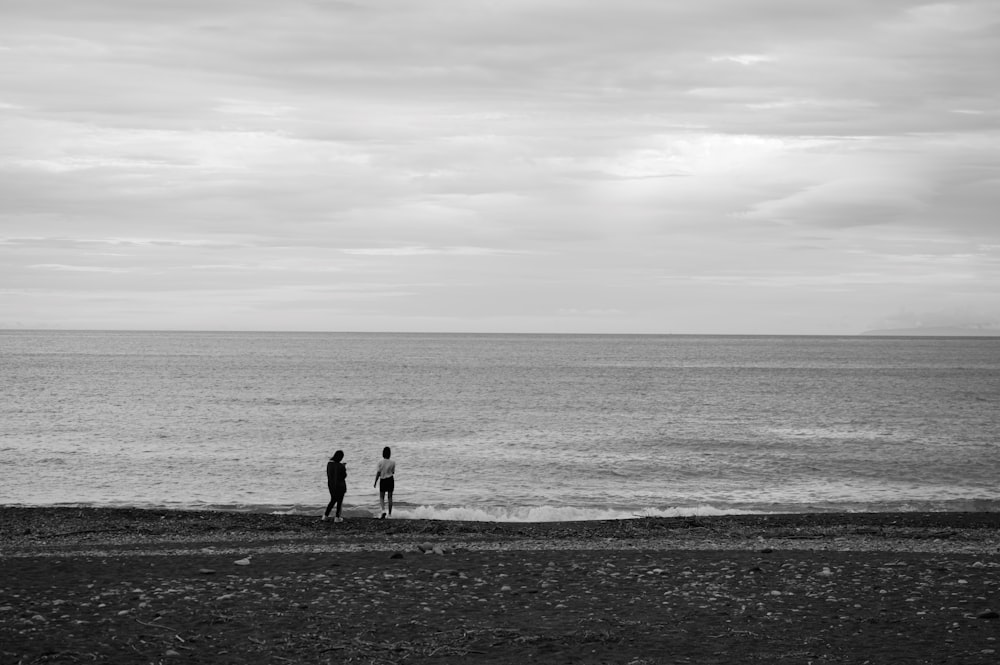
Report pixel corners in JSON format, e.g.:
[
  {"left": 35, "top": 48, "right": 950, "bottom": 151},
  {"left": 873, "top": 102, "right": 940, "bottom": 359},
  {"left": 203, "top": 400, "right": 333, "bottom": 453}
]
[{"left": 391, "top": 504, "right": 761, "bottom": 522}]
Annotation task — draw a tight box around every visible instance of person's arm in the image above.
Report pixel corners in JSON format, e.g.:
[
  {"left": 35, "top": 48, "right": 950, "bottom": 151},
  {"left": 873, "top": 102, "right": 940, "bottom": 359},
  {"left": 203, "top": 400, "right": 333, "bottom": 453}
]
[{"left": 373, "top": 462, "right": 381, "bottom": 488}]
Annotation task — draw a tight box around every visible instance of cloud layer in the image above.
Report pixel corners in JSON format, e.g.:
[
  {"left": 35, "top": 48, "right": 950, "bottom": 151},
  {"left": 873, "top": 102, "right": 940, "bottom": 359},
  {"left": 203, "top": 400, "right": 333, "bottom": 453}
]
[{"left": 2, "top": 0, "right": 999, "bottom": 333}]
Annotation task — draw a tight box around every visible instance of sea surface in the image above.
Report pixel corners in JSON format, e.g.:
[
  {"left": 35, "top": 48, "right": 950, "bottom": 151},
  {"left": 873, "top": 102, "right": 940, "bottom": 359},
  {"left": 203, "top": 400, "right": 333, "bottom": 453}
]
[{"left": 2, "top": 331, "right": 999, "bottom": 521}]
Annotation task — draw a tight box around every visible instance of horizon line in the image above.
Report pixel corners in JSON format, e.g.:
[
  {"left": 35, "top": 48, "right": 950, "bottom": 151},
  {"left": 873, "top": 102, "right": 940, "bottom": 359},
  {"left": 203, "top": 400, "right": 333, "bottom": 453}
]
[{"left": 2, "top": 327, "right": 999, "bottom": 338}]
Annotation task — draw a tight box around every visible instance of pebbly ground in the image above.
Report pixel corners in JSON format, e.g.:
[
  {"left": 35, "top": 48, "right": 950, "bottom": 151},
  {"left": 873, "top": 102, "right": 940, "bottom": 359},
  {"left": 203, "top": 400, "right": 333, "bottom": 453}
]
[{"left": 1, "top": 508, "right": 999, "bottom": 664}]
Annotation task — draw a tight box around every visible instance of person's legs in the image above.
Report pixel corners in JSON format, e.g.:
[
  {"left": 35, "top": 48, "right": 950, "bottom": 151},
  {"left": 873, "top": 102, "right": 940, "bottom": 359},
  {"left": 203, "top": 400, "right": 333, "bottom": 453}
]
[
  {"left": 379, "top": 490, "right": 386, "bottom": 518},
  {"left": 334, "top": 493, "right": 345, "bottom": 520},
  {"left": 387, "top": 491, "right": 393, "bottom": 516},
  {"left": 324, "top": 495, "right": 335, "bottom": 520}
]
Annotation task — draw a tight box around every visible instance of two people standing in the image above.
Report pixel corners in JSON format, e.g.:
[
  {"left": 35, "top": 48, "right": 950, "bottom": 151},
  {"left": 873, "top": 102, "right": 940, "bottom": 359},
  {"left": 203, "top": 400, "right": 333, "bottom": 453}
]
[{"left": 322, "top": 446, "right": 396, "bottom": 521}]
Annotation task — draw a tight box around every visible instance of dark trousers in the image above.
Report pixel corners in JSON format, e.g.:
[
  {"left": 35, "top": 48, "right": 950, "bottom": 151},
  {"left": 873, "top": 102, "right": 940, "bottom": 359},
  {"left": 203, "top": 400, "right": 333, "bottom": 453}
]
[{"left": 325, "top": 491, "right": 345, "bottom": 518}]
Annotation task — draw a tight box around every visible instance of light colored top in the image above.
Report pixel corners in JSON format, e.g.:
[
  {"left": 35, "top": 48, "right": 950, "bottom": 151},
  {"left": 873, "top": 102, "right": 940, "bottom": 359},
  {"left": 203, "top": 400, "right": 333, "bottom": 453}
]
[{"left": 376, "top": 458, "right": 396, "bottom": 479}]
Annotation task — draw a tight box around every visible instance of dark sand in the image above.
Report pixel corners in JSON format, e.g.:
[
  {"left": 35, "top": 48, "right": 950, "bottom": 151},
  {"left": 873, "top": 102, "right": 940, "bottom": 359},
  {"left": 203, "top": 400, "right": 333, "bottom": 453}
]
[{"left": 2, "top": 508, "right": 999, "bottom": 664}]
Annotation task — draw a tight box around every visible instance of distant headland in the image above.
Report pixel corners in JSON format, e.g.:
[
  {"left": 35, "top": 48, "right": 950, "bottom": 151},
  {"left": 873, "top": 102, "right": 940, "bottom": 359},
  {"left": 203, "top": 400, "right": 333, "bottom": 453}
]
[{"left": 860, "top": 326, "right": 1000, "bottom": 337}]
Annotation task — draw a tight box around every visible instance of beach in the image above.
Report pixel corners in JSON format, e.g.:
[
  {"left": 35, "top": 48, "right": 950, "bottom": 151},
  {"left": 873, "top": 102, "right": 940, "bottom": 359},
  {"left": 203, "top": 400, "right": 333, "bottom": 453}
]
[{"left": 2, "top": 508, "right": 999, "bottom": 664}]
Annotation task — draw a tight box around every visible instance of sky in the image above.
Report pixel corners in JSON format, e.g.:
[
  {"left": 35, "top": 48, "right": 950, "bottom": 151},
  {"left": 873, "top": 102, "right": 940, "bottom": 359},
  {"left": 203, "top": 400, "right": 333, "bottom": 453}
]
[{"left": 1, "top": 0, "right": 999, "bottom": 335}]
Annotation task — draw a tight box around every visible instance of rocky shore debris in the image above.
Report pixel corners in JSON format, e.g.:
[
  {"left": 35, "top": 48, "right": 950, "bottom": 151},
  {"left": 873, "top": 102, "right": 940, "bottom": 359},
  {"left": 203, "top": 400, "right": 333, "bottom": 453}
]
[{"left": 417, "top": 542, "right": 449, "bottom": 555}]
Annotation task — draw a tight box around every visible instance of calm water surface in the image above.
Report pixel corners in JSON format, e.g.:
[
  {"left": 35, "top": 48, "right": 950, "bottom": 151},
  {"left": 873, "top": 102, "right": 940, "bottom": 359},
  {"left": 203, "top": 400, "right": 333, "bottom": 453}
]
[{"left": 2, "top": 331, "right": 998, "bottom": 520}]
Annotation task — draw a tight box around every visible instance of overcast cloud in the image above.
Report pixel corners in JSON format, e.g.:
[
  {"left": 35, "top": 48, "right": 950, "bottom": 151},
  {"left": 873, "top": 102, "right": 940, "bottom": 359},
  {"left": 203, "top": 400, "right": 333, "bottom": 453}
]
[{"left": 2, "top": 0, "right": 998, "bottom": 334}]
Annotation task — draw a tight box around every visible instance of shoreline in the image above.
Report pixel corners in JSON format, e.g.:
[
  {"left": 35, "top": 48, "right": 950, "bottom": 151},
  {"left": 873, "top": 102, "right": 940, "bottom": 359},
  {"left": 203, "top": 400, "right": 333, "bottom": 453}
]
[
  {"left": 3, "top": 507, "right": 1000, "bottom": 559},
  {"left": 3, "top": 507, "right": 999, "bottom": 663}
]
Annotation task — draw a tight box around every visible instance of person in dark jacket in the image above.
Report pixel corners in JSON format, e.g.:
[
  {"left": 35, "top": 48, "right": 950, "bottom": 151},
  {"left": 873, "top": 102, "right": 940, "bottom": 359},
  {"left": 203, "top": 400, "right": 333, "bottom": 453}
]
[{"left": 323, "top": 450, "right": 347, "bottom": 522}]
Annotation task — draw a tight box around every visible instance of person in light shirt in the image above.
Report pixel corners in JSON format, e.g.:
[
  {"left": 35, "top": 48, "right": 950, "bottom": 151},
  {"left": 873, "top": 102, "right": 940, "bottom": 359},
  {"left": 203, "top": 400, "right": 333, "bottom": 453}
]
[{"left": 373, "top": 446, "right": 396, "bottom": 519}]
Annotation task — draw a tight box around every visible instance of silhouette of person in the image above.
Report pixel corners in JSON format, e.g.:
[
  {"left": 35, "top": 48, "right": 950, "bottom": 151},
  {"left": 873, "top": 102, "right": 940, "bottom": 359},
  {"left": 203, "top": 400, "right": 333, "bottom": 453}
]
[{"left": 323, "top": 450, "right": 347, "bottom": 522}]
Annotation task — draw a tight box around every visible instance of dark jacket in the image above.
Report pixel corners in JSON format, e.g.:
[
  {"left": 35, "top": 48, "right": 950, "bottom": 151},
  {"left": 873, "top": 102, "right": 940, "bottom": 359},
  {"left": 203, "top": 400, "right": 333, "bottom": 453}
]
[{"left": 327, "top": 460, "right": 347, "bottom": 496}]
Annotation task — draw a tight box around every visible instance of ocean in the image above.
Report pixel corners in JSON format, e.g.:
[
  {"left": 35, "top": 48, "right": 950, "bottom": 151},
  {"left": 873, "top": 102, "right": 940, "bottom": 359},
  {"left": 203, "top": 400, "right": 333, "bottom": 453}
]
[{"left": 2, "top": 331, "right": 999, "bottom": 521}]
